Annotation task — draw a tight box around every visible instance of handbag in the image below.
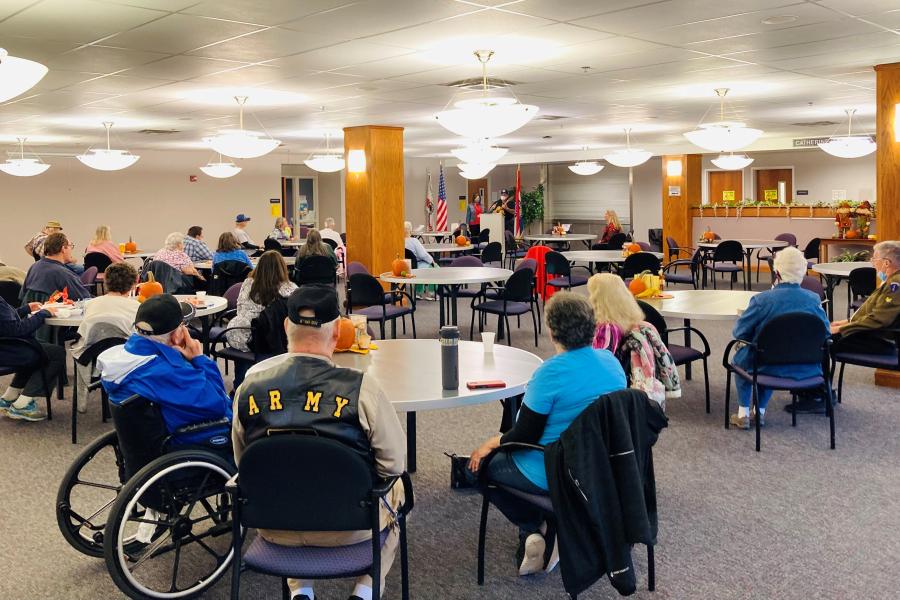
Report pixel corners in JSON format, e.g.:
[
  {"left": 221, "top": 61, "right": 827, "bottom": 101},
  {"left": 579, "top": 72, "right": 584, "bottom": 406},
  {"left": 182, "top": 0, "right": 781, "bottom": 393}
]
[{"left": 444, "top": 452, "right": 476, "bottom": 489}]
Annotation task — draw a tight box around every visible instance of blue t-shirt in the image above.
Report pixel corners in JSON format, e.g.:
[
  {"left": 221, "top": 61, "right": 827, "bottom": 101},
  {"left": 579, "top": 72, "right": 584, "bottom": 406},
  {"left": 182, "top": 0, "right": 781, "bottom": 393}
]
[
  {"left": 512, "top": 346, "right": 627, "bottom": 490},
  {"left": 212, "top": 249, "right": 252, "bottom": 267}
]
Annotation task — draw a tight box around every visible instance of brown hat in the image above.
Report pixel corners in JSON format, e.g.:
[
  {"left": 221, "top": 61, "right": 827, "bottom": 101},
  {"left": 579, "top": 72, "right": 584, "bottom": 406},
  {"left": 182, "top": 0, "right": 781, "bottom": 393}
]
[{"left": 45, "top": 220, "right": 62, "bottom": 230}]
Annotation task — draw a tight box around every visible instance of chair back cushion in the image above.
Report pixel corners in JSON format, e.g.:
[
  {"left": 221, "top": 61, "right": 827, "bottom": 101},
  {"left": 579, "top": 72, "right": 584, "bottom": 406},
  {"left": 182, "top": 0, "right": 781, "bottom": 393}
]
[
  {"left": 501, "top": 268, "right": 535, "bottom": 302},
  {"left": 713, "top": 240, "right": 744, "bottom": 262},
  {"left": 607, "top": 232, "right": 628, "bottom": 250},
  {"left": 348, "top": 273, "right": 387, "bottom": 307},
  {"left": 516, "top": 258, "right": 537, "bottom": 273},
  {"left": 622, "top": 253, "right": 661, "bottom": 279},
  {"left": 800, "top": 276, "right": 826, "bottom": 300},
  {"left": 848, "top": 267, "right": 877, "bottom": 297},
  {"left": 264, "top": 238, "right": 283, "bottom": 252},
  {"left": 636, "top": 300, "right": 668, "bottom": 342},
  {"left": 224, "top": 282, "right": 243, "bottom": 309},
  {"left": 775, "top": 233, "right": 797, "bottom": 246},
  {"left": 83, "top": 252, "right": 113, "bottom": 273},
  {"left": 211, "top": 260, "right": 252, "bottom": 296},
  {"left": 294, "top": 255, "right": 337, "bottom": 286},
  {"left": 803, "top": 237, "right": 821, "bottom": 260},
  {"left": 323, "top": 238, "right": 338, "bottom": 250},
  {"left": 754, "top": 312, "right": 829, "bottom": 366},
  {"left": 481, "top": 241, "right": 502, "bottom": 264},
  {"left": 544, "top": 251, "right": 570, "bottom": 276},
  {"left": 347, "top": 261, "right": 369, "bottom": 277},
  {"left": 0, "top": 281, "right": 22, "bottom": 307},
  {"left": 403, "top": 248, "right": 418, "bottom": 270},
  {"left": 80, "top": 266, "right": 98, "bottom": 285},
  {"left": 450, "top": 255, "right": 483, "bottom": 268}
]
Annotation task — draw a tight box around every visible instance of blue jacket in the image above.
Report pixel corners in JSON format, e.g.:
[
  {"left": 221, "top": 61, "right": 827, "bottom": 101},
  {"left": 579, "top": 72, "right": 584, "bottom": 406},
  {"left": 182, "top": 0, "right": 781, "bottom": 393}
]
[
  {"left": 0, "top": 298, "right": 50, "bottom": 367},
  {"left": 212, "top": 249, "right": 252, "bottom": 267},
  {"left": 98, "top": 335, "right": 232, "bottom": 444},
  {"left": 732, "top": 283, "right": 830, "bottom": 379},
  {"left": 23, "top": 258, "right": 91, "bottom": 300}
]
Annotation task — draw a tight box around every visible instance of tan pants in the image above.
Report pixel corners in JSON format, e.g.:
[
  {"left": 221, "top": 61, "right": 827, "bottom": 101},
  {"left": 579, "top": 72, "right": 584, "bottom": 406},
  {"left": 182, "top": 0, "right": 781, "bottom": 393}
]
[{"left": 259, "top": 480, "right": 405, "bottom": 597}]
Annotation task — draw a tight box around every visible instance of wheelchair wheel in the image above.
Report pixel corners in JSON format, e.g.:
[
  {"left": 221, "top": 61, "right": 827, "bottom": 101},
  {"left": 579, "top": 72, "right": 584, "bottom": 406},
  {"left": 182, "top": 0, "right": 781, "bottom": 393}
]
[
  {"left": 103, "top": 449, "right": 235, "bottom": 599},
  {"left": 57, "top": 430, "right": 125, "bottom": 557}
]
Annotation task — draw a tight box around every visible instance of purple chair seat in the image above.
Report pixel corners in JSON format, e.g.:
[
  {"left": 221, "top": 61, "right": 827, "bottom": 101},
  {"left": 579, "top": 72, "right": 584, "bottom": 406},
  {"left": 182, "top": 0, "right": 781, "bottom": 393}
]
[
  {"left": 730, "top": 364, "right": 824, "bottom": 390},
  {"left": 709, "top": 262, "right": 742, "bottom": 271},
  {"left": 474, "top": 300, "right": 531, "bottom": 315},
  {"left": 353, "top": 304, "right": 413, "bottom": 320},
  {"left": 668, "top": 344, "right": 703, "bottom": 365},
  {"left": 547, "top": 275, "right": 588, "bottom": 288},
  {"left": 243, "top": 529, "right": 389, "bottom": 578},
  {"left": 832, "top": 351, "right": 899, "bottom": 369}
]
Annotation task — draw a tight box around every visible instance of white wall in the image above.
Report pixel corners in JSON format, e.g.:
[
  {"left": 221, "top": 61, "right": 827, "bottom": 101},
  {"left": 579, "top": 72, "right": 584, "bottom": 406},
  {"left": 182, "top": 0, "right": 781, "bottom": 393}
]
[{"left": 403, "top": 158, "right": 467, "bottom": 229}]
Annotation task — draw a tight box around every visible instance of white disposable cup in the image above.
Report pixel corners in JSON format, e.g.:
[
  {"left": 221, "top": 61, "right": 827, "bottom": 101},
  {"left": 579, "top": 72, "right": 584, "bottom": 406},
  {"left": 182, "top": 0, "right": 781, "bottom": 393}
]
[
  {"left": 195, "top": 291, "right": 207, "bottom": 299},
  {"left": 481, "top": 331, "right": 495, "bottom": 353}
]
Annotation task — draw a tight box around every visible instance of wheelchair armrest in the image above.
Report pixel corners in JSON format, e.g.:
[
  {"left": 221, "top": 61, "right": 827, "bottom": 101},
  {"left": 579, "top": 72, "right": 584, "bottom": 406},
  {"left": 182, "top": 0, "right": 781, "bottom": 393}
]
[
  {"left": 721, "top": 337, "right": 754, "bottom": 369},
  {"left": 225, "top": 472, "right": 239, "bottom": 492},
  {"left": 173, "top": 417, "right": 231, "bottom": 436}
]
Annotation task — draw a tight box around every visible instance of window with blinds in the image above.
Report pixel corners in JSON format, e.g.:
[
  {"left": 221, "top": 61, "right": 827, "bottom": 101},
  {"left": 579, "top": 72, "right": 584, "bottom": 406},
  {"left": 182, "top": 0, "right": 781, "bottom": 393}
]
[{"left": 548, "top": 164, "right": 631, "bottom": 225}]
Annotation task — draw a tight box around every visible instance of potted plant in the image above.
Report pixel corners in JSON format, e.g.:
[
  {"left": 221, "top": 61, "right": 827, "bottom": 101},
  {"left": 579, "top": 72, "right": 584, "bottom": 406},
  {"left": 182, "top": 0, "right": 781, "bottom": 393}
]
[{"left": 521, "top": 184, "right": 544, "bottom": 234}]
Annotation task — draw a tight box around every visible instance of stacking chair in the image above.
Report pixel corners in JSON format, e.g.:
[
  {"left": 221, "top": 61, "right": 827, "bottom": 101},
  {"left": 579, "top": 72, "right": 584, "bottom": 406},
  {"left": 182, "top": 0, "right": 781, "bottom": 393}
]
[
  {"left": 800, "top": 276, "right": 828, "bottom": 310},
  {"left": 476, "top": 228, "right": 491, "bottom": 250},
  {"left": 211, "top": 260, "right": 252, "bottom": 296},
  {"left": 756, "top": 233, "right": 796, "bottom": 282},
  {"left": 348, "top": 273, "right": 416, "bottom": 339},
  {"left": 346, "top": 261, "right": 369, "bottom": 277},
  {"left": 79, "top": 266, "right": 99, "bottom": 296},
  {"left": 83, "top": 252, "right": 112, "bottom": 275},
  {"left": 635, "top": 241, "right": 652, "bottom": 251},
  {"left": 293, "top": 255, "right": 337, "bottom": 287},
  {"left": 206, "top": 282, "right": 243, "bottom": 374},
  {"left": 831, "top": 327, "right": 900, "bottom": 404},
  {"left": 0, "top": 280, "right": 22, "bottom": 306},
  {"left": 264, "top": 237, "right": 295, "bottom": 257},
  {"left": 620, "top": 253, "right": 661, "bottom": 280},
  {"left": 847, "top": 267, "right": 876, "bottom": 318},
  {"left": 0, "top": 337, "right": 54, "bottom": 420},
  {"left": 470, "top": 267, "right": 539, "bottom": 347},
  {"left": 638, "top": 300, "right": 711, "bottom": 412},
  {"left": 803, "top": 237, "right": 821, "bottom": 268},
  {"left": 504, "top": 230, "right": 527, "bottom": 269},
  {"left": 71, "top": 336, "right": 125, "bottom": 444},
  {"left": 702, "top": 240, "right": 744, "bottom": 289},
  {"left": 229, "top": 434, "right": 414, "bottom": 600},
  {"left": 480, "top": 242, "right": 503, "bottom": 267},
  {"left": 665, "top": 236, "right": 692, "bottom": 262},
  {"left": 438, "top": 255, "right": 483, "bottom": 319},
  {"left": 543, "top": 251, "right": 590, "bottom": 299},
  {"left": 607, "top": 232, "right": 628, "bottom": 250},
  {"left": 662, "top": 248, "right": 701, "bottom": 289},
  {"left": 722, "top": 312, "right": 834, "bottom": 452}
]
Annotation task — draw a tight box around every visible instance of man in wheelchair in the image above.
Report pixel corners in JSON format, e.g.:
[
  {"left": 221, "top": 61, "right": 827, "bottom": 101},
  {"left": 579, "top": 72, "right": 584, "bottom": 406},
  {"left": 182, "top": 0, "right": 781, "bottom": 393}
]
[{"left": 233, "top": 285, "right": 406, "bottom": 600}]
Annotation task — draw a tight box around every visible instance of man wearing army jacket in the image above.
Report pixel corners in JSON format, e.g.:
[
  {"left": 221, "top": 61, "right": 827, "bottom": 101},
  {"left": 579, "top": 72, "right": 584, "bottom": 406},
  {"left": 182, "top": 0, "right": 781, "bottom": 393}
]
[{"left": 232, "top": 284, "right": 406, "bottom": 600}]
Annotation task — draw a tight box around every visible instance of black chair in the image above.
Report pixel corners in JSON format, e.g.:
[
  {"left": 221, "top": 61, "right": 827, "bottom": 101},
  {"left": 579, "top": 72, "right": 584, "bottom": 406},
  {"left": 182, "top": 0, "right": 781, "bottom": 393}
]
[
  {"left": 480, "top": 241, "right": 502, "bottom": 267},
  {"left": 803, "top": 237, "right": 821, "bottom": 268},
  {"left": 348, "top": 273, "right": 416, "bottom": 339},
  {"left": 638, "top": 300, "right": 711, "bottom": 412},
  {"left": 801, "top": 276, "right": 828, "bottom": 310},
  {"left": 0, "top": 280, "right": 21, "bottom": 306},
  {"left": 476, "top": 228, "right": 491, "bottom": 249},
  {"left": 831, "top": 327, "right": 900, "bottom": 404},
  {"left": 665, "top": 236, "right": 692, "bottom": 262},
  {"left": 722, "top": 312, "right": 834, "bottom": 452},
  {"left": 847, "top": 267, "right": 876, "bottom": 318},
  {"left": 544, "top": 251, "right": 589, "bottom": 298},
  {"left": 340, "top": 232, "right": 347, "bottom": 245},
  {"left": 71, "top": 336, "right": 126, "bottom": 444},
  {"left": 144, "top": 260, "right": 195, "bottom": 294},
  {"left": 209, "top": 326, "right": 257, "bottom": 381},
  {"left": 662, "top": 248, "right": 702, "bottom": 289},
  {"left": 322, "top": 238, "right": 338, "bottom": 251},
  {"left": 293, "top": 255, "right": 337, "bottom": 287},
  {"left": 403, "top": 248, "right": 418, "bottom": 270},
  {"left": 211, "top": 260, "right": 252, "bottom": 297},
  {"left": 620, "top": 253, "right": 661, "bottom": 280},
  {"left": 229, "top": 434, "right": 414, "bottom": 600},
  {"left": 470, "top": 267, "right": 539, "bottom": 347},
  {"left": 0, "top": 337, "right": 53, "bottom": 419},
  {"left": 702, "top": 240, "right": 744, "bottom": 289},
  {"left": 607, "top": 232, "right": 628, "bottom": 250},
  {"left": 756, "top": 233, "right": 796, "bottom": 282},
  {"left": 83, "top": 252, "right": 113, "bottom": 275},
  {"left": 504, "top": 230, "right": 527, "bottom": 269}
]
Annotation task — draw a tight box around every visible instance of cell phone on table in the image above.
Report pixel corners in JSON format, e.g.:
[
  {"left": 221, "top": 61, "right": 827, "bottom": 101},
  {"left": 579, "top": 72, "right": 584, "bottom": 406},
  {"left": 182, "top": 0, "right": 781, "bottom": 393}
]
[{"left": 466, "top": 380, "right": 506, "bottom": 390}]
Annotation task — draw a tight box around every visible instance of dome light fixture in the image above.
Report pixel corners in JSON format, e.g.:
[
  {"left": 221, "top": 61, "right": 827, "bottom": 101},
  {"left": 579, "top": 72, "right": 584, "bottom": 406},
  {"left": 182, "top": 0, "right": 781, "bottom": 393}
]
[
  {"left": 458, "top": 162, "right": 495, "bottom": 179},
  {"left": 435, "top": 50, "right": 538, "bottom": 139},
  {"left": 203, "top": 96, "right": 280, "bottom": 159},
  {"left": 77, "top": 122, "right": 140, "bottom": 171},
  {"left": 568, "top": 160, "right": 604, "bottom": 176},
  {"left": 0, "top": 137, "right": 50, "bottom": 177},
  {"left": 451, "top": 139, "right": 508, "bottom": 164},
  {"left": 200, "top": 153, "right": 241, "bottom": 178},
  {"left": 683, "top": 88, "right": 763, "bottom": 152},
  {"left": 0, "top": 48, "right": 48, "bottom": 103},
  {"left": 304, "top": 132, "right": 345, "bottom": 173},
  {"left": 604, "top": 128, "right": 652, "bottom": 168},
  {"left": 817, "top": 108, "right": 876, "bottom": 159},
  {"left": 711, "top": 153, "right": 754, "bottom": 170}
]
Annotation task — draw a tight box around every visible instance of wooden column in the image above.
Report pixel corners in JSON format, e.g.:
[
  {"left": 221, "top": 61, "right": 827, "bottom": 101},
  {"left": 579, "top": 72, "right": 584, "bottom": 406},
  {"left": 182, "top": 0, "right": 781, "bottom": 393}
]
[
  {"left": 661, "top": 154, "right": 701, "bottom": 257},
  {"left": 343, "top": 125, "right": 405, "bottom": 277},
  {"left": 874, "top": 63, "right": 900, "bottom": 388}
]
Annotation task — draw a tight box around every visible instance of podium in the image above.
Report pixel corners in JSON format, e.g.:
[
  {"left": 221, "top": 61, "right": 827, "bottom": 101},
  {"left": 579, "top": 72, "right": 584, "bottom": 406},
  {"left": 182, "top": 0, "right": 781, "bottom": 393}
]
[{"left": 480, "top": 213, "right": 505, "bottom": 255}]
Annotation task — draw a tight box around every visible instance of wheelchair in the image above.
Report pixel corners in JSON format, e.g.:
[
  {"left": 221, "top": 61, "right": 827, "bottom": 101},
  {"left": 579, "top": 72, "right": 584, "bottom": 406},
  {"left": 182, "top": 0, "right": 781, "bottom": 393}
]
[{"left": 56, "top": 387, "right": 236, "bottom": 599}]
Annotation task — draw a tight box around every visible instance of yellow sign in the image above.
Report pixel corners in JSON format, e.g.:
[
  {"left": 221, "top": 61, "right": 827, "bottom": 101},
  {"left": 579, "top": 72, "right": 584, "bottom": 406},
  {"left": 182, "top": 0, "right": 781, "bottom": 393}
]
[
  {"left": 722, "top": 190, "right": 735, "bottom": 202},
  {"left": 764, "top": 189, "right": 778, "bottom": 201},
  {"left": 270, "top": 204, "right": 281, "bottom": 217},
  {"left": 459, "top": 199, "right": 467, "bottom": 212}
]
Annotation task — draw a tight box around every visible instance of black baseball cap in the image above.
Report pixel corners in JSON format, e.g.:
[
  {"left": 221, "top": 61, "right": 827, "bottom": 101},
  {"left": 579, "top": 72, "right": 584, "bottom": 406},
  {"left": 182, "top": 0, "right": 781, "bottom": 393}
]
[
  {"left": 134, "top": 294, "right": 196, "bottom": 335},
  {"left": 500, "top": 188, "right": 509, "bottom": 196},
  {"left": 287, "top": 285, "right": 340, "bottom": 328},
  {"left": 235, "top": 213, "right": 251, "bottom": 223}
]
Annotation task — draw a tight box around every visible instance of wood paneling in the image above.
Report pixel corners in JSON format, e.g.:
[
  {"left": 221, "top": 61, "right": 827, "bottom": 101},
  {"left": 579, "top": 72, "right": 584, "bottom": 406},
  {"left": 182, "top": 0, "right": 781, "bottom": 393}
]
[
  {"left": 466, "top": 179, "right": 487, "bottom": 204},
  {"left": 754, "top": 168, "right": 793, "bottom": 203},
  {"left": 708, "top": 170, "right": 743, "bottom": 205},
  {"left": 662, "top": 154, "right": 701, "bottom": 258},
  {"left": 343, "top": 125, "right": 405, "bottom": 278}
]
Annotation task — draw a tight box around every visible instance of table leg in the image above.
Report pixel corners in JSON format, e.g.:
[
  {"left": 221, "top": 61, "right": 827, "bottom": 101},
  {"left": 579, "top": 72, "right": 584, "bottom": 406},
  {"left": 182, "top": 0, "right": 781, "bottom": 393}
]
[
  {"left": 201, "top": 315, "right": 211, "bottom": 355},
  {"left": 684, "top": 318, "right": 693, "bottom": 380},
  {"left": 406, "top": 411, "right": 417, "bottom": 473},
  {"left": 745, "top": 249, "right": 753, "bottom": 290},
  {"left": 451, "top": 285, "right": 459, "bottom": 326},
  {"left": 823, "top": 275, "right": 838, "bottom": 321},
  {"left": 438, "top": 285, "right": 446, "bottom": 327}
]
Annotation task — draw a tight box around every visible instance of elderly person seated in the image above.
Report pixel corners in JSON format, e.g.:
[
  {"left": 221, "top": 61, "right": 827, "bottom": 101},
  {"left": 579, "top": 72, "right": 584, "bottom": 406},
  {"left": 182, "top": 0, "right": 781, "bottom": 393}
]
[
  {"left": 22, "top": 232, "right": 92, "bottom": 301},
  {"left": 98, "top": 294, "right": 232, "bottom": 445},
  {"left": 69, "top": 262, "right": 140, "bottom": 411},
  {"left": 727, "top": 246, "right": 830, "bottom": 427},
  {"left": 213, "top": 232, "right": 253, "bottom": 268},
  {"left": 153, "top": 232, "right": 205, "bottom": 281},
  {"left": 24, "top": 220, "right": 62, "bottom": 259},
  {"left": 587, "top": 273, "right": 680, "bottom": 409},
  {"left": 468, "top": 292, "right": 627, "bottom": 577},
  {"left": 403, "top": 221, "right": 437, "bottom": 300},
  {"left": 84, "top": 225, "right": 124, "bottom": 263},
  {"left": 233, "top": 285, "right": 406, "bottom": 600},
  {"left": 183, "top": 226, "right": 214, "bottom": 262},
  {"left": 268, "top": 217, "right": 290, "bottom": 241}
]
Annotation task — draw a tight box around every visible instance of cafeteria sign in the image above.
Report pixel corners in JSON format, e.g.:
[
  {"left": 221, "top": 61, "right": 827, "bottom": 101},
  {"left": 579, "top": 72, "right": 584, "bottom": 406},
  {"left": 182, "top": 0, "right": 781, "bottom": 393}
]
[
  {"left": 764, "top": 189, "right": 778, "bottom": 201},
  {"left": 722, "top": 190, "right": 735, "bottom": 202}
]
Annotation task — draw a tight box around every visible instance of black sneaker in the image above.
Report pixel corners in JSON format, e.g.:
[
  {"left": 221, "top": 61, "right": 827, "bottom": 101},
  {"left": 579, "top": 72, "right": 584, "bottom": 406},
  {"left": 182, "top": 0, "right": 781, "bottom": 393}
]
[
  {"left": 293, "top": 596, "right": 312, "bottom": 600},
  {"left": 784, "top": 391, "right": 835, "bottom": 414}
]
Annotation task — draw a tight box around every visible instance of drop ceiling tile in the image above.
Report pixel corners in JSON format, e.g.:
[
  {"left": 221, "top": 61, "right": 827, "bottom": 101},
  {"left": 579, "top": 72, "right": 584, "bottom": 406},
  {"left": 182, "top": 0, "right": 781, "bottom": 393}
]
[
  {"left": 188, "top": 27, "right": 339, "bottom": 62},
  {"left": 0, "top": 0, "right": 166, "bottom": 44},
  {"left": 814, "top": 0, "right": 900, "bottom": 16},
  {"left": 281, "top": 0, "right": 473, "bottom": 38},
  {"left": 0, "top": 36, "right": 80, "bottom": 64},
  {"left": 97, "top": 0, "right": 201, "bottom": 11},
  {"left": 182, "top": 0, "right": 357, "bottom": 26},
  {"left": 685, "top": 20, "right": 878, "bottom": 55},
  {"left": 328, "top": 54, "right": 438, "bottom": 79},
  {"left": 122, "top": 55, "right": 254, "bottom": 81},
  {"left": 30, "top": 70, "right": 109, "bottom": 92},
  {"left": 509, "top": 23, "right": 618, "bottom": 47},
  {"left": 262, "top": 41, "right": 415, "bottom": 72},
  {"left": 509, "top": 0, "right": 665, "bottom": 22},
  {"left": 102, "top": 14, "right": 266, "bottom": 54},
  {"left": 70, "top": 74, "right": 173, "bottom": 94},
  {"left": 45, "top": 46, "right": 170, "bottom": 74},
  {"left": 730, "top": 32, "right": 899, "bottom": 64},
  {"left": 0, "top": 0, "right": 42, "bottom": 21},
  {"left": 527, "top": 37, "right": 667, "bottom": 70},
  {"left": 187, "top": 64, "right": 285, "bottom": 86}
]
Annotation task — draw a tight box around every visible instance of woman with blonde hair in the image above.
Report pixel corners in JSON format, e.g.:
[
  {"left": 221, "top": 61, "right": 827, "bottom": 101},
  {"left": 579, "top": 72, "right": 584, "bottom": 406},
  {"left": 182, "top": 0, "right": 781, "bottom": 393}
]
[
  {"left": 85, "top": 225, "right": 124, "bottom": 263},
  {"left": 587, "top": 273, "right": 680, "bottom": 408},
  {"left": 600, "top": 210, "right": 623, "bottom": 244}
]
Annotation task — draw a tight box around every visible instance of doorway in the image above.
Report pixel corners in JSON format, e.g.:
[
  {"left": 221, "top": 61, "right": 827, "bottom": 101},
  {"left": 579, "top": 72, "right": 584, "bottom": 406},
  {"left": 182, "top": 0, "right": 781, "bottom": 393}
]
[
  {"left": 754, "top": 168, "right": 793, "bottom": 204},
  {"left": 708, "top": 170, "right": 743, "bottom": 204}
]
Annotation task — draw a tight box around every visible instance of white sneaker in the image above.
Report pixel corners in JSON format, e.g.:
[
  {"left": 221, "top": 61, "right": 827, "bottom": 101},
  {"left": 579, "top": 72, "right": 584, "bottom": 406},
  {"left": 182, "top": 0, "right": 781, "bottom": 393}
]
[{"left": 518, "top": 533, "right": 546, "bottom": 576}]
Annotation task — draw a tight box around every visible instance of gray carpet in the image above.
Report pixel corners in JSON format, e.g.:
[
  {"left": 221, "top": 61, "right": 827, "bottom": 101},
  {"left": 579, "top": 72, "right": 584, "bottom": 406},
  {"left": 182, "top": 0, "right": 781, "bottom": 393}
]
[{"left": 2, "top": 277, "right": 899, "bottom": 600}]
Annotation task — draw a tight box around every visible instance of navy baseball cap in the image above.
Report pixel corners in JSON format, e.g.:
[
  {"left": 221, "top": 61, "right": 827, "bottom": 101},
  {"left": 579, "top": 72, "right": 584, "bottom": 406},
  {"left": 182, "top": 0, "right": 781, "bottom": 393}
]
[
  {"left": 134, "top": 294, "right": 196, "bottom": 335},
  {"left": 235, "top": 213, "right": 251, "bottom": 223},
  {"left": 500, "top": 188, "right": 509, "bottom": 195},
  {"left": 287, "top": 285, "right": 340, "bottom": 328}
]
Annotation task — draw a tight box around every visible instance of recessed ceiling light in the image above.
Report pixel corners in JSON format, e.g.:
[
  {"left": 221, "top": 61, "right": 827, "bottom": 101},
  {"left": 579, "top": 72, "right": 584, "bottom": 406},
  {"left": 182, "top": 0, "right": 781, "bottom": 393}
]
[{"left": 761, "top": 14, "right": 798, "bottom": 25}]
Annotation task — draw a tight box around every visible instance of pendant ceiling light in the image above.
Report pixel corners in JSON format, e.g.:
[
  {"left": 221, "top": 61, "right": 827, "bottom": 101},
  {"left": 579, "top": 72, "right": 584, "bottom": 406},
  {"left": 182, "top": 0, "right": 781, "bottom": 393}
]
[
  {"left": 0, "top": 137, "right": 50, "bottom": 177},
  {"left": 683, "top": 88, "right": 763, "bottom": 152},
  {"left": 711, "top": 153, "right": 754, "bottom": 170},
  {"left": 203, "top": 96, "right": 280, "bottom": 159},
  {"left": 458, "top": 162, "right": 495, "bottom": 179},
  {"left": 435, "top": 50, "right": 538, "bottom": 139},
  {"left": 304, "top": 132, "right": 345, "bottom": 173},
  {"left": 604, "top": 128, "right": 652, "bottom": 168},
  {"left": 0, "top": 48, "right": 48, "bottom": 103},
  {"left": 568, "top": 161, "right": 604, "bottom": 176},
  {"left": 451, "top": 139, "right": 508, "bottom": 164},
  {"left": 817, "top": 108, "right": 876, "bottom": 159},
  {"left": 200, "top": 153, "right": 241, "bottom": 178},
  {"left": 77, "top": 122, "right": 140, "bottom": 171}
]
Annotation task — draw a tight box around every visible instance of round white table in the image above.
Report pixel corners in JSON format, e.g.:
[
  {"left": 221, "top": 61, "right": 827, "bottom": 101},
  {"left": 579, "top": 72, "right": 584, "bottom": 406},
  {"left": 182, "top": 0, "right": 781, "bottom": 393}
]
[
  {"left": 422, "top": 243, "right": 474, "bottom": 253},
  {"left": 251, "top": 339, "right": 543, "bottom": 472},
  {"left": 193, "top": 256, "right": 296, "bottom": 270},
  {"left": 122, "top": 252, "right": 155, "bottom": 260},
  {"left": 697, "top": 239, "right": 791, "bottom": 290},
  {"left": 812, "top": 261, "right": 872, "bottom": 319},
  {"left": 380, "top": 267, "right": 512, "bottom": 327},
  {"left": 563, "top": 250, "right": 663, "bottom": 263},
  {"left": 280, "top": 240, "right": 306, "bottom": 248},
  {"left": 524, "top": 233, "right": 595, "bottom": 248},
  {"left": 413, "top": 231, "right": 452, "bottom": 240}
]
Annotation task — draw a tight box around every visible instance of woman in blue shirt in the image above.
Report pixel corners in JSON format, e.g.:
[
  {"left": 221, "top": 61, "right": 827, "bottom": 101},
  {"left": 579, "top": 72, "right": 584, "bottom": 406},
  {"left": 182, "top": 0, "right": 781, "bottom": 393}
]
[
  {"left": 728, "top": 246, "right": 830, "bottom": 429},
  {"left": 468, "top": 292, "right": 627, "bottom": 577},
  {"left": 212, "top": 232, "right": 253, "bottom": 268}
]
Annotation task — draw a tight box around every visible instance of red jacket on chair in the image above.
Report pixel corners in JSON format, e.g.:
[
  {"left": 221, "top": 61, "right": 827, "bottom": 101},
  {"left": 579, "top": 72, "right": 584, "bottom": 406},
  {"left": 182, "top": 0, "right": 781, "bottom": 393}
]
[{"left": 525, "top": 245, "right": 557, "bottom": 299}]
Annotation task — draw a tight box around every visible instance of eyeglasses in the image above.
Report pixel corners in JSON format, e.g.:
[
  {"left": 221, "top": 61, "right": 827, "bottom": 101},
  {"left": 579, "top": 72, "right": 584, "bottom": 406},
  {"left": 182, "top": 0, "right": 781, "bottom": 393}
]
[{"left": 65, "top": 243, "right": 76, "bottom": 249}]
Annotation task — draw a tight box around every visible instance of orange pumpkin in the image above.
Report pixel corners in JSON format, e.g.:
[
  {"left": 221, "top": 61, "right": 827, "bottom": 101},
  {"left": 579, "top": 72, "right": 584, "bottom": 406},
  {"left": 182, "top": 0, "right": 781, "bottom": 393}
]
[
  {"left": 335, "top": 317, "right": 356, "bottom": 351},
  {"left": 844, "top": 229, "right": 859, "bottom": 239},
  {"left": 137, "top": 272, "right": 163, "bottom": 303},
  {"left": 628, "top": 277, "right": 647, "bottom": 296},
  {"left": 391, "top": 255, "right": 409, "bottom": 277},
  {"left": 625, "top": 243, "right": 642, "bottom": 254},
  {"left": 455, "top": 235, "right": 469, "bottom": 246},
  {"left": 701, "top": 228, "right": 716, "bottom": 242},
  {"left": 125, "top": 236, "right": 137, "bottom": 253}
]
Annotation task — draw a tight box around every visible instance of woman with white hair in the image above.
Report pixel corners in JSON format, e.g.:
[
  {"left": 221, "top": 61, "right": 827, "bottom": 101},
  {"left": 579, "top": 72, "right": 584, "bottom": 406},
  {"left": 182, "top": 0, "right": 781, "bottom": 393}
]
[
  {"left": 403, "top": 221, "right": 437, "bottom": 300},
  {"left": 154, "top": 232, "right": 204, "bottom": 279},
  {"left": 727, "top": 246, "right": 829, "bottom": 429}
]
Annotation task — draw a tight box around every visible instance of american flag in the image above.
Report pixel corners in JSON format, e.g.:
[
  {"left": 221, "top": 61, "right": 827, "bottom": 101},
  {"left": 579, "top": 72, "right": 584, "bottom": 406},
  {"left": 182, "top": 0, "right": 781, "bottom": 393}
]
[
  {"left": 425, "top": 169, "right": 434, "bottom": 231},
  {"left": 514, "top": 165, "right": 522, "bottom": 237},
  {"left": 436, "top": 163, "right": 448, "bottom": 232}
]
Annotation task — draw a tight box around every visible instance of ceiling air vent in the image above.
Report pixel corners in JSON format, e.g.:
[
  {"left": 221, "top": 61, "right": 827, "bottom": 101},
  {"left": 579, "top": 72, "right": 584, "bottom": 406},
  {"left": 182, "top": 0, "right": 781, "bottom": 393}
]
[
  {"left": 443, "top": 77, "right": 518, "bottom": 90},
  {"left": 137, "top": 129, "right": 180, "bottom": 135},
  {"left": 790, "top": 121, "right": 838, "bottom": 127}
]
